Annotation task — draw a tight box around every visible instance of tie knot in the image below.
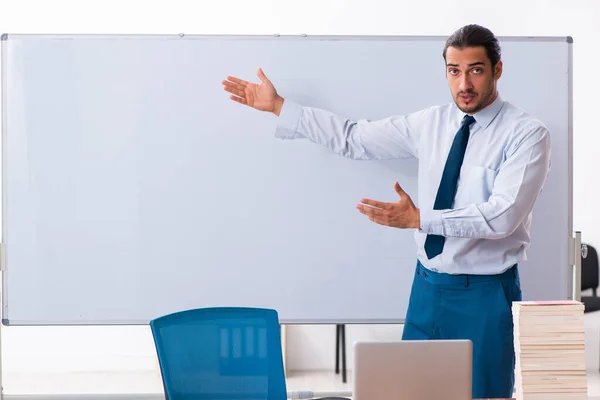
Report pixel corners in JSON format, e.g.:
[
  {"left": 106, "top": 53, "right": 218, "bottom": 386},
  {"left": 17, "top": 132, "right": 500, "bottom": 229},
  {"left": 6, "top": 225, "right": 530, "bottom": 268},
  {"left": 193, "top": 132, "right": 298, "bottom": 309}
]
[{"left": 462, "top": 115, "right": 475, "bottom": 128}]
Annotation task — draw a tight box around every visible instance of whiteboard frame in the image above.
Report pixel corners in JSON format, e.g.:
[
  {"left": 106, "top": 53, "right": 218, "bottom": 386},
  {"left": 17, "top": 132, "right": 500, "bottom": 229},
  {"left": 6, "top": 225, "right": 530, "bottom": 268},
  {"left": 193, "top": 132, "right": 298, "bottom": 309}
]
[{"left": 0, "top": 33, "right": 576, "bottom": 326}]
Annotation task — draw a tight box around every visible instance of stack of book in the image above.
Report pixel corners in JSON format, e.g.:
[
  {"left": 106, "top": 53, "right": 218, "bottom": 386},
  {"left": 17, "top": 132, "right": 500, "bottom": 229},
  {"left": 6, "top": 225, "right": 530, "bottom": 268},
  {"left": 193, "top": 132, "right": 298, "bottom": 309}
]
[{"left": 512, "top": 300, "right": 587, "bottom": 400}]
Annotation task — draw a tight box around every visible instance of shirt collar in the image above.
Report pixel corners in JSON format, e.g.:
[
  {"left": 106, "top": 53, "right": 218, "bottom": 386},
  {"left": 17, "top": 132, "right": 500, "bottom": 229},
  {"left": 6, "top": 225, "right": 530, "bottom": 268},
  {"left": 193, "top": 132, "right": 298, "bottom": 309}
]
[{"left": 470, "top": 93, "right": 504, "bottom": 130}]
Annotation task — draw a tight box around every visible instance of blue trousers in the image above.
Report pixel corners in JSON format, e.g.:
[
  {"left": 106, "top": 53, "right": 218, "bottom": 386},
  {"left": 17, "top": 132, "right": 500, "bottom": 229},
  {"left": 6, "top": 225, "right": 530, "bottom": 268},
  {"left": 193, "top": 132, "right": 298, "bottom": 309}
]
[{"left": 402, "top": 260, "right": 522, "bottom": 399}]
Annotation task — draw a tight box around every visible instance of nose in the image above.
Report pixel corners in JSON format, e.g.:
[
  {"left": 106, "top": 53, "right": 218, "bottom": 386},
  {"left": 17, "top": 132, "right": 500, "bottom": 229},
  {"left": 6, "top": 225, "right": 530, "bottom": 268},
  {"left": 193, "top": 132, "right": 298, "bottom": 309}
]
[{"left": 459, "top": 74, "right": 473, "bottom": 92}]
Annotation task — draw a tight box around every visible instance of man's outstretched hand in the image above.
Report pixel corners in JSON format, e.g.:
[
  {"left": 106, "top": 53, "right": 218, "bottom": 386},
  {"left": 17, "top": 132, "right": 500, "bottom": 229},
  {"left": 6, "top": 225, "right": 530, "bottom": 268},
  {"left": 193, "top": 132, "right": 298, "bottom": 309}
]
[
  {"left": 357, "top": 182, "right": 421, "bottom": 229},
  {"left": 222, "top": 67, "right": 284, "bottom": 115}
]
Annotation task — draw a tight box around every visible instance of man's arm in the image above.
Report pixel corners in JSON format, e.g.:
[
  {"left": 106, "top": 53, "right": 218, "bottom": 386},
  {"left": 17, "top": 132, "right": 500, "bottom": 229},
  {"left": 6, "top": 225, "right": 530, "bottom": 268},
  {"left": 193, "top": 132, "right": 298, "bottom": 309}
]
[
  {"left": 275, "top": 99, "right": 425, "bottom": 160},
  {"left": 420, "top": 125, "right": 551, "bottom": 239},
  {"left": 222, "top": 68, "right": 424, "bottom": 161}
]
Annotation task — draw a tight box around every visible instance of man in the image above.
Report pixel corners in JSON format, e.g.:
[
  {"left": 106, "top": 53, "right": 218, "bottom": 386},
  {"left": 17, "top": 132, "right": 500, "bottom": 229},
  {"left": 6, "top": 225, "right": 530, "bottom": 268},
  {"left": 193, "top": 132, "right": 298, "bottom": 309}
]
[{"left": 222, "top": 24, "right": 551, "bottom": 399}]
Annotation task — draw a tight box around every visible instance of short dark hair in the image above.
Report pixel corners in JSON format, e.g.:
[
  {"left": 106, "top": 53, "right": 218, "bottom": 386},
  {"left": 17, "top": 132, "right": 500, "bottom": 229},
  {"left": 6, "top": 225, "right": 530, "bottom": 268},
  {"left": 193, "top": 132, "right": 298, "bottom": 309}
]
[{"left": 443, "top": 24, "right": 501, "bottom": 69}]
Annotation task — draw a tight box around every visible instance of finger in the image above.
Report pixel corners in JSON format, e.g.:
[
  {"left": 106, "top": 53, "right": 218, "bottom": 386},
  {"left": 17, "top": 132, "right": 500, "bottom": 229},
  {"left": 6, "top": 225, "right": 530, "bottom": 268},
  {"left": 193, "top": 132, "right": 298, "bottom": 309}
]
[
  {"left": 230, "top": 95, "right": 247, "bottom": 105},
  {"left": 222, "top": 80, "right": 247, "bottom": 92},
  {"left": 226, "top": 76, "right": 250, "bottom": 86},
  {"left": 360, "top": 198, "right": 392, "bottom": 210},
  {"left": 394, "top": 181, "right": 407, "bottom": 197},
  {"left": 257, "top": 67, "right": 270, "bottom": 83},
  {"left": 356, "top": 204, "right": 386, "bottom": 217},
  {"left": 223, "top": 85, "right": 246, "bottom": 99}
]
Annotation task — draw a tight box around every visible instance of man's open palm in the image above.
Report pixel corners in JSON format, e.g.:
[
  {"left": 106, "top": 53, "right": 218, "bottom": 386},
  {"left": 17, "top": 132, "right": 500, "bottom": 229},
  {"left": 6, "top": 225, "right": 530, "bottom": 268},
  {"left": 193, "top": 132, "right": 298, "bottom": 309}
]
[
  {"left": 222, "top": 68, "right": 283, "bottom": 115},
  {"left": 357, "top": 182, "right": 421, "bottom": 229}
]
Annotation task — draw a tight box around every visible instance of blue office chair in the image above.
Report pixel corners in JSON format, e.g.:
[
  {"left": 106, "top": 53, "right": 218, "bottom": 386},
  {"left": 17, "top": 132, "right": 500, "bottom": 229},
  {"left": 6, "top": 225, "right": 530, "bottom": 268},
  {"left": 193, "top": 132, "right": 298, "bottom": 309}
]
[{"left": 150, "top": 307, "right": 287, "bottom": 400}]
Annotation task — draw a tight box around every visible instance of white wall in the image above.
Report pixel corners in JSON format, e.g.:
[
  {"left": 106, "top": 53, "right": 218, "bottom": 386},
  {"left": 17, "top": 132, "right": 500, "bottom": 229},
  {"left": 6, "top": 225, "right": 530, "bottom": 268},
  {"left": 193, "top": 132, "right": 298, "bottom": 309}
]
[{"left": 0, "top": 0, "right": 599, "bottom": 389}]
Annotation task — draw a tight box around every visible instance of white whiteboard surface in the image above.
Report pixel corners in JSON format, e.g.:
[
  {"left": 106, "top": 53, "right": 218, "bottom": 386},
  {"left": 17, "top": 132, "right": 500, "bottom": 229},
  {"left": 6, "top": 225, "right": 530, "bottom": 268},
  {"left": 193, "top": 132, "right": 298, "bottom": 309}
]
[{"left": 1, "top": 34, "right": 572, "bottom": 325}]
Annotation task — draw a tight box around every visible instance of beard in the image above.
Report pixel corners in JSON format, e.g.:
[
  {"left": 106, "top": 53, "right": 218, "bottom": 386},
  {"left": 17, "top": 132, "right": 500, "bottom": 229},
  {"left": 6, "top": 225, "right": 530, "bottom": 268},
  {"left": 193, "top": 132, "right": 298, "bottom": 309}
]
[{"left": 455, "top": 84, "right": 496, "bottom": 114}]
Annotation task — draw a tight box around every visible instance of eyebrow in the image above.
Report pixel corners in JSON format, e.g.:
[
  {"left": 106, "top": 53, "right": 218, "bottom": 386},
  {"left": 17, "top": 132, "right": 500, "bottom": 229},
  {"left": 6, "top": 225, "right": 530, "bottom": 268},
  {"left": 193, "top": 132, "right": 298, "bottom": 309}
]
[{"left": 446, "top": 62, "right": 486, "bottom": 67}]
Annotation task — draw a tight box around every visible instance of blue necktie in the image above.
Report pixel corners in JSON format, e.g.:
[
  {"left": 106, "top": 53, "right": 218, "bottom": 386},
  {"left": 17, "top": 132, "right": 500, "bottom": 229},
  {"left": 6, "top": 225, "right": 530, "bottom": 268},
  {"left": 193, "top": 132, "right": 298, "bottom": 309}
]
[{"left": 424, "top": 114, "right": 475, "bottom": 259}]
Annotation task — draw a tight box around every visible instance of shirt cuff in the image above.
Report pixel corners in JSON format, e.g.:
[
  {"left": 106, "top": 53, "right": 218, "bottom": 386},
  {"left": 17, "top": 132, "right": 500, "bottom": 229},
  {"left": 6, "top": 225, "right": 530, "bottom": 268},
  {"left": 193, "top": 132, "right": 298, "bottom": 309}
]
[
  {"left": 274, "top": 99, "right": 303, "bottom": 139},
  {"left": 420, "top": 208, "right": 444, "bottom": 235}
]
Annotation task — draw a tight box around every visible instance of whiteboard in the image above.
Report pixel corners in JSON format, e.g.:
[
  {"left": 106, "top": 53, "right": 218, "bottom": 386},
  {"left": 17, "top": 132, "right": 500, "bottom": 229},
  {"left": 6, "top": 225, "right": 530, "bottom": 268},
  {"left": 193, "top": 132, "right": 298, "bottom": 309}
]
[{"left": 0, "top": 34, "right": 573, "bottom": 325}]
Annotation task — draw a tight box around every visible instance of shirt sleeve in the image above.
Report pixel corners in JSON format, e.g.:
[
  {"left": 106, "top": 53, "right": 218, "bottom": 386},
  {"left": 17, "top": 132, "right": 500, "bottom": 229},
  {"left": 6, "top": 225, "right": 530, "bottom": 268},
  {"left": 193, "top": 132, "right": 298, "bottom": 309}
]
[
  {"left": 274, "top": 99, "right": 426, "bottom": 160},
  {"left": 420, "top": 124, "right": 551, "bottom": 239}
]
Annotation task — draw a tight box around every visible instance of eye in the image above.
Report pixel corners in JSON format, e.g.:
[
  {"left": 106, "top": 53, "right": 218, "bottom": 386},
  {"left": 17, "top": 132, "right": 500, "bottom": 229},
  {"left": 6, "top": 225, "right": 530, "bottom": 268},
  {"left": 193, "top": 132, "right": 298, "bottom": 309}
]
[
  {"left": 448, "top": 68, "right": 459, "bottom": 76},
  {"left": 471, "top": 67, "right": 483, "bottom": 74}
]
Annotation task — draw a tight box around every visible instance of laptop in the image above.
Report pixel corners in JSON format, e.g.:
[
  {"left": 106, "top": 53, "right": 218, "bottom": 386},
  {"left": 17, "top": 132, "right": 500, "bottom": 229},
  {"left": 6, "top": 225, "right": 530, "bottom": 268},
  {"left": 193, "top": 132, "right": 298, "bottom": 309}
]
[{"left": 352, "top": 340, "right": 472, "bottom": 400}]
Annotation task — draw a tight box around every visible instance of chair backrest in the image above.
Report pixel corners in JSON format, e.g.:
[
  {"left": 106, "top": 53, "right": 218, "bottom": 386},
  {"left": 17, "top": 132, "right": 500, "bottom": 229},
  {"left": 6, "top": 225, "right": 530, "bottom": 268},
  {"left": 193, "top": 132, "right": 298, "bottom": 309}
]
[
  {"left": 581, "top": 243, "right": 599, "bottom": 291},
  {"left": 150, "top": 307, "right": 287, "bottom": 400}
]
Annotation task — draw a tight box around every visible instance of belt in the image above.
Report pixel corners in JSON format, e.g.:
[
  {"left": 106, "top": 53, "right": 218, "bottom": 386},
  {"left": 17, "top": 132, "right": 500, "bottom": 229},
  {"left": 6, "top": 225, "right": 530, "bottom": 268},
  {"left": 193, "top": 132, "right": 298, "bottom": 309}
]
[{"left": 416, "top": 260, "right": 518, "bottom": 286}]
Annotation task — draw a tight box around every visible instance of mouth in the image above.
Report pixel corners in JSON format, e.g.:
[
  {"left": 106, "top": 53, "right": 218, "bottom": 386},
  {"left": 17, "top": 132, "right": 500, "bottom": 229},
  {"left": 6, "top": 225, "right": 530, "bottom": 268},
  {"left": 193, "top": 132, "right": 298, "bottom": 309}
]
[{"left": 459, "top": 94, "right": 476, "bottom": 104}]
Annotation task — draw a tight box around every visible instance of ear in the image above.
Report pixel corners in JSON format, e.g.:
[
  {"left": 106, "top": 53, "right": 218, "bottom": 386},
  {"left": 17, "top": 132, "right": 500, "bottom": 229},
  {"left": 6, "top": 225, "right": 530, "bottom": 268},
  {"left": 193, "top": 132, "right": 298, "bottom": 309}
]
[{"left": 494, "top": 60, "right": 503, "bottom": 80}]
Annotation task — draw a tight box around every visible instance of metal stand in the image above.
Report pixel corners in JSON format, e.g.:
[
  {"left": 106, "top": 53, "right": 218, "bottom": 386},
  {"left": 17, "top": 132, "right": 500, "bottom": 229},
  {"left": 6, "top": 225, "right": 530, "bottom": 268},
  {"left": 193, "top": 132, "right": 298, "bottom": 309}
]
[
  {"left": 571, "top": 231, "right": 582, "bottom": 301},
  {"left": 0, "top": 309, "right": 3, "bottom": 400},
  {"left": 1, "top": 245, "right": 4, "bottom": 400},
  {"left": 334, "top": 324, "right": 346, "bottom": 383}
]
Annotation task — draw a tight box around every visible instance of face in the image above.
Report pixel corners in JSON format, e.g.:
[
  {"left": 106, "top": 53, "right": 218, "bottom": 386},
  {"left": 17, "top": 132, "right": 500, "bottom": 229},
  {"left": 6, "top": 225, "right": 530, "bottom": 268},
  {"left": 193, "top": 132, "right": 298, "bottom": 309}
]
[{"left": 445, "top": 45, "right": 502, "bottom": 114}]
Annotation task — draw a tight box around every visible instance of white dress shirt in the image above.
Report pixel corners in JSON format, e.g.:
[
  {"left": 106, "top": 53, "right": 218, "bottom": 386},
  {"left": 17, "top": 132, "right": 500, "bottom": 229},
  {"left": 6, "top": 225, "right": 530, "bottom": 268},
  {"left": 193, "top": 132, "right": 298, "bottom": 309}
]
[{"left": 274, "top": 94, "right": 551, "bottom": 275}]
